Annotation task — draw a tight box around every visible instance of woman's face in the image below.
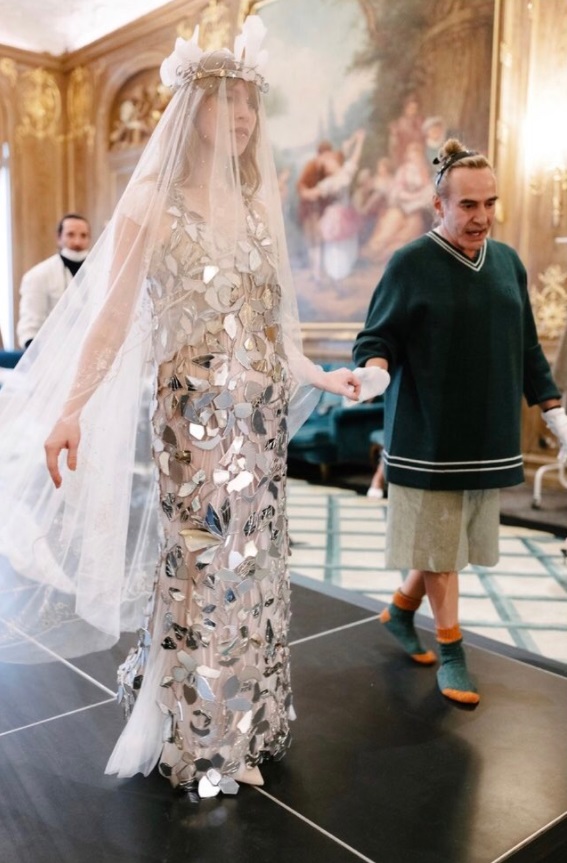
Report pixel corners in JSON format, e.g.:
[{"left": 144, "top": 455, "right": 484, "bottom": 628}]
[{"left": 196, "top": 79, "right": 258, "bottom": 157}]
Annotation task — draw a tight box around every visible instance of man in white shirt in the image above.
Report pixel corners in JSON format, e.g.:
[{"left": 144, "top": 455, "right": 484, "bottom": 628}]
[{"left": 17, "top": 213, "right": 91, "bottom": 348}]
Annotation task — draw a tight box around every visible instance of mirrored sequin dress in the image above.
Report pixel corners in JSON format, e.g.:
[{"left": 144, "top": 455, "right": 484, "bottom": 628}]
[{"left": 117, "top": 193, "right": 293, "bottom": 794}]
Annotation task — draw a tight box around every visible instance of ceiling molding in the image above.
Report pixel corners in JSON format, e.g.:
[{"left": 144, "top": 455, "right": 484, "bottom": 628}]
[
  {"left": 0, "top": 0, "right": 199, "bottom": 59},
  {"left": 61, "top": 0, "right": 204, "bottom": 70},
  {"left": 0, "top": 41, "right": 62, "bottom": 71}
]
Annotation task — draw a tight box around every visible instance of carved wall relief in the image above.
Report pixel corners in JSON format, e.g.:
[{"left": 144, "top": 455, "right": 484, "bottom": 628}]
[
  {"left": 16, "top": 68, "right": 62, "bottom": 142},
  {"left": 109, "top": 68, "right": 171, "bottom": 151},
  {"left": 530, "top": 265, "right": 567, "bottom": 341}
]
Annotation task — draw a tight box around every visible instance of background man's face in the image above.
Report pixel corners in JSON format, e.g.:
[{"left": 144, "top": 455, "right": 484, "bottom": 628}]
[{"left": 58, "top": 218, "right": 91, "bottom": 252}]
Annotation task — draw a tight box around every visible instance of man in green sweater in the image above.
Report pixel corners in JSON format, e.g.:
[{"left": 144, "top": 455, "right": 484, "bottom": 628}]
[{"left": 353, "top": 137, "right": 567, "bottom": 704}]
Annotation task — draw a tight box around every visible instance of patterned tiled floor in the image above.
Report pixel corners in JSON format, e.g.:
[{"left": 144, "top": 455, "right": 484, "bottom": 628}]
[{"left": 287, "top": 478, "right": 567, "bottom": 664}]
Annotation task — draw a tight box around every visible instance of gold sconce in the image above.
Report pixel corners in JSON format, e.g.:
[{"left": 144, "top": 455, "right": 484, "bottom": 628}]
[
  {"left": 550, "top": 165, "right": 567, "bottom": 229},
  {"left": 528, "top": 159, "right": 567, "bottom": 230},
  {"left": 530, "top": 164, "right": 567, "bottom": 228},
  {"left": 525, "top": 94, "right": 567, "bottom": 229}
]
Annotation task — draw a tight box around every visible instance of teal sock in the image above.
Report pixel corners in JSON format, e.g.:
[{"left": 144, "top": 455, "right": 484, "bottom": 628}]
[
  {"left": 437, "top": 639, "right": 479, "bottom": 704},
  {"left": 379, "top": 603, "right": 436, "bottom": 664}
]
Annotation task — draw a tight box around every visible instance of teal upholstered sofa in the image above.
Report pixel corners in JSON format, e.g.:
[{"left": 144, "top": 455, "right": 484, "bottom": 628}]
[
  {"left": 287, "top": 362, "right": 384, "bottom": 480},
  {"left": 0, "top": 351, "right": 23, "bottom": 369},
  {"left": 0, "top": 351, "right": 24, "bottom": 388}
]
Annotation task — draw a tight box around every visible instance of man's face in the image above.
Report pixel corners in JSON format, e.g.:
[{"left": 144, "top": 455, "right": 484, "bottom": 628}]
[
  {"left": 57, "top": 218, "right": 91, "bottom": 252},
  {"left": 433, "top": 167, "right": 497, "bottom": 259}
]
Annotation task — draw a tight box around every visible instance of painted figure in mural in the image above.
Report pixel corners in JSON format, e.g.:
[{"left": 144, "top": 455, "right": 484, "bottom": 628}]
[
  {"left": 295, "top": 129, "right": 367, "bottom": 282},
  {"left": 0, "top": 18, "right": 362, "bottom": 798},
  {"left": 422, "top": 115, "right": 447, "bottom": 174},
  {"left": 352, "top": 156, "right": 395, "bottom": 245},
  {"left": 309, "top": 128, "right": 366, "bottom": 281},
  {"left": 296, "top": 139, "right": 334, "bottom": 282},
  {"left": 353, "top": 138, "right": 567, "bottom": 704},
  {"left": 363, "top": 141, "right": 434, "bottom": 264},
  {"left": 387, "top": 93, "right": 425, "bottom": 168}
]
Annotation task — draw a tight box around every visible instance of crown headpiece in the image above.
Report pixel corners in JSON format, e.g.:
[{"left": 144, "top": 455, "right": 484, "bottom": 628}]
[{"left": 160, "top": 15, "right": 269, "bottom": 94}]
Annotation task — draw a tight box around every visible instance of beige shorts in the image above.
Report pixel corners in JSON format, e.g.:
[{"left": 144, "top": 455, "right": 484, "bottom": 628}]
[{"left": 386, "top": 483, "right": 500, "bottom": 572}]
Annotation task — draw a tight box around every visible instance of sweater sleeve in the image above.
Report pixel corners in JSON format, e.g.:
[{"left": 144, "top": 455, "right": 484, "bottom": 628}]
[
  {"left": 352, "top": 253, "right": 407, "bottom": 369},
  {"left": 518, "top": 254, "right": 561, "bottom": 406}
]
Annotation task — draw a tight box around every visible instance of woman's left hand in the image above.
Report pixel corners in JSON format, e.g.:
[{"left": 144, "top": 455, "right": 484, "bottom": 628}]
[{"left": 321, "top": 368, "right": 362, "bottom": 400}]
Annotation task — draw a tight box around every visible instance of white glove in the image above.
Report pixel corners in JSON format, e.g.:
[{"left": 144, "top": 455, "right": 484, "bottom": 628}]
[
  {"left": 343, "top": 366, "right": 390, "bottom": 408},
  {"left": 542, "top": 407, "right": 567, "bottom": 462}
]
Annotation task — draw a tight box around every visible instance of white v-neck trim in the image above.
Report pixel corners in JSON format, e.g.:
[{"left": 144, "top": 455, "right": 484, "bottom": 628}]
[{"left": 427, "top": 230, "right": 487, "bottom": 272}]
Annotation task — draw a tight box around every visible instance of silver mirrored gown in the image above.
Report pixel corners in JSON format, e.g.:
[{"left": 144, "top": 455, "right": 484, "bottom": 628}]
[{"left": 116, "top": 191, "right": 294, "bottom": 794}]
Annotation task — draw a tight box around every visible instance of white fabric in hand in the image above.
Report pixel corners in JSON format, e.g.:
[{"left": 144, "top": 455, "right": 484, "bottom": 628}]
[
  {"left": 542, "top": 407, "right": 567, "bottom": 462},
  {"left": 343, "top": 366, "right": 390, "bottom": 407}
]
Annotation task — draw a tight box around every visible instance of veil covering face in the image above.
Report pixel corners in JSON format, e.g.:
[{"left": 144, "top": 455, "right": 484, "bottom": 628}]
[{"left": 0, "top": 17, "right": 320, "bottom": 663}]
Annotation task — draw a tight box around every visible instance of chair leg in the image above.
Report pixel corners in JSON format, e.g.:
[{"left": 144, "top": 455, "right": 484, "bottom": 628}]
[
  {"left": 532, "top": 461, "right": 565, "bottom": 508},
  {"left": 319, "top": 463, "right": 331, "bottom": 482}
]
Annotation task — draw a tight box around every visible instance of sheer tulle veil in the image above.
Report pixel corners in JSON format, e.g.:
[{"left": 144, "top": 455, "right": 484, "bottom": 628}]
[{"left": 0, "top": 16, "right": 320, "bottom": 663}]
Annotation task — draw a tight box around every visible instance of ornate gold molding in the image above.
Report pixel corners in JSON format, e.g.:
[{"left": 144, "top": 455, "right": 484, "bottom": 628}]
[
  {"left": 178, "top": 0, "right": 231, "bottom": 50},
  {"left": 0, "top": 58, "right": 18, "bottom": 87},
  {"left": 300, "top": 322, "right": 363, "bottom": 360},
  {"left": 499, "top": 40, "right": 513, "bottom": 69},
  {"left": 238, "top": 0, "right": 280, "bottom": 26},
  {"left": 530, "top": 264, "right": 567, "bottom": 340},
  {"left": 67, "top": 66, "right": 95, "bottom": 146},
  {"left": 16, "top": 68, "right": 61, "bottom": 142},
  {"left": 200, "top": 0, "right": 232, "bottom": 50},
  {"left": 176, "top": 1, "right": 280, "bottom": 52}
]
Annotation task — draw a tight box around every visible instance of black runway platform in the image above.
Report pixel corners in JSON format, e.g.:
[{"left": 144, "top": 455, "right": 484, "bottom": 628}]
[{"left": 1, "top": 577, "right": 566, "bottom": 863}]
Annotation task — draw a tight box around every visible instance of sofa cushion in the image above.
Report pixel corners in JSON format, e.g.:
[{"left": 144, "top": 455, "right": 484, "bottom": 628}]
[{"left": 287, "top": 360, "right": 385, "bottom": 470}]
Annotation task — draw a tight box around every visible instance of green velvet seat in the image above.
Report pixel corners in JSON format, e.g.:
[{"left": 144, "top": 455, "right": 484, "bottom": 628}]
[{"left": 287, "top": 362, "right": 384, "bottom": 480}]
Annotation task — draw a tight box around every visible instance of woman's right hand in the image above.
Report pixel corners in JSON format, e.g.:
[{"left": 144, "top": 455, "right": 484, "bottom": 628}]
[{"left": 44, "top": 415, "right": 81, "bottom": 488}]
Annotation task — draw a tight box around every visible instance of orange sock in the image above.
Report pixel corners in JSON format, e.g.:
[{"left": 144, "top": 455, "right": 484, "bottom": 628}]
[
  {"left": 379, "top": 590, "right": 436, "bottom": 665},
  {"left": 435, "top": 625, "right": 463, "bottom": 644},
  {"left": 392, "top": 589, "right": 422, "bottom": 612},
  {"left": 435, "top": 628, "right": 479, "bottom": 705}
]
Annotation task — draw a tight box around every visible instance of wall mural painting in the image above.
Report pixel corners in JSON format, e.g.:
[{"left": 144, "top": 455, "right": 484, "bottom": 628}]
[{"left": 258, "top": 0, "right": 496, "bottom": 323}]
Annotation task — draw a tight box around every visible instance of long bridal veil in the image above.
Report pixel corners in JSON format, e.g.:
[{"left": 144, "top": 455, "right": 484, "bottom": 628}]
[{"left": 0, "top": 16, "right": 320, "bottom": 665}]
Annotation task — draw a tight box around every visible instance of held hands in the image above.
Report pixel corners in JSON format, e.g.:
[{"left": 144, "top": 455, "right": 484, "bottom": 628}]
[
  {"left": 542, "top": 407, "right": 567, "bottom": 462},
  {"left": 343, "top": 366, "right": 391, "bottom": 407},
  {"left": 44, "top": 415, "right": 81, "bottom": 488},
  {"left": 321, "top": 367, "right": 363, "bottom": 400}
]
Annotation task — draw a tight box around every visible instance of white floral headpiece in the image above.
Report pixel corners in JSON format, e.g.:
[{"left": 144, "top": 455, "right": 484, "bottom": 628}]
[{"left": 160, "top": 15, "right": 269, "bottom": 94}]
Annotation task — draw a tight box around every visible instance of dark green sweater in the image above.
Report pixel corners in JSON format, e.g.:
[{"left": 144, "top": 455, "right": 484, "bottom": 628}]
[{"left": 353, "top": 232, "right": 560, "bottom": 490}]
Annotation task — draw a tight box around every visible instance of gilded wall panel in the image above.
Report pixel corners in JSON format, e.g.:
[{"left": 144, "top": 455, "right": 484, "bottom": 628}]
[
  {"left": 16, "top": 68, "right": 61, "bottom": 142},
  {"left": 494, "top": 0, "right": 567, "bottom": 474},
  {"left": 64, "top": 65, "right": 97, "bottom": 214},
  {"left": 0, "top": 49, "right": 66, "bottom": 325}
]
